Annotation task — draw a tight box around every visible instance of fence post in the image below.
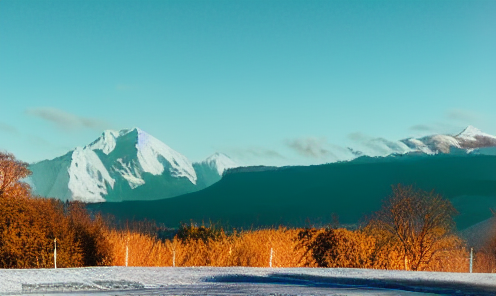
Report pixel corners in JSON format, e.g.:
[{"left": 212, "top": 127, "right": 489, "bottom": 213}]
[
  {"left": 54, "top": 238, "right": 57, "bottom": 269},
  {"left": 269, "top": 248, "right": 273, "bottom": 268},
  {"left": 470, "top": 247, "right": 473, "bottom": 273},
  {"left": 125, "top": 238, "right": 129, "bottom": 267},
  {"left": 173, "top": 249, "right": 176, "bottom": 267}
]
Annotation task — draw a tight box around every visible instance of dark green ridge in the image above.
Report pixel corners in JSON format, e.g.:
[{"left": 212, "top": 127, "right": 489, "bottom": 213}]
[{"left": 87, "top": 153, "right": 496, "bottom": 230}]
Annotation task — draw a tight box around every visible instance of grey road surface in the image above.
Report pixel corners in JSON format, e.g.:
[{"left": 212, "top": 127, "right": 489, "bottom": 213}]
[{"left": 0, "top": 267, "right": 494, "bottom": 295}]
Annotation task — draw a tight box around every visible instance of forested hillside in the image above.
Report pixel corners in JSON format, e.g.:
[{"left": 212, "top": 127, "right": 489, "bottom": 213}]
[{"left": 88, "top": 153, "right": 496, "bottom": 230}]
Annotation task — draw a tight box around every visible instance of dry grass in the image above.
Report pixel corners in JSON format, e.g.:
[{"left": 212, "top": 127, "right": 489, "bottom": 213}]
[
  {"left": 104, "top": 225, "right": 479, "bottom": 273},
  {"left": 106, "top": 227, "right": 305, "bottom": 267}
]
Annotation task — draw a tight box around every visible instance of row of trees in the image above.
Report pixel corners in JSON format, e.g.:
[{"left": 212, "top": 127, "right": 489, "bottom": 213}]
[
  {"left": 0, "top": 152, "right": 111, "bottom": 268},
  {"left": 0, "top": 151, "right": 495, "bottom": 271}
]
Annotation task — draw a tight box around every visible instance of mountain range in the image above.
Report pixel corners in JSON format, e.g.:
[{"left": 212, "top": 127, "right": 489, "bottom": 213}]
[
  {"left": 88, "top": 151, "right": 496, "bottom": 231},
  {"left": 27, "top": 126, "right": 496, "bottom": 203}
]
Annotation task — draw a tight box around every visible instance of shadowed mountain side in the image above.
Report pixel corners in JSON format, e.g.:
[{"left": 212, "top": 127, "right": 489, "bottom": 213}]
[{"left": 87, "top": 154, "right": 496, "bottom": 230}]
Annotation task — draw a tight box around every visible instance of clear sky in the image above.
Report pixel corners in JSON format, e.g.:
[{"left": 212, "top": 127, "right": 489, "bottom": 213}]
[{"left": 1, "top": 0, "right": 495, "bottom": 166}]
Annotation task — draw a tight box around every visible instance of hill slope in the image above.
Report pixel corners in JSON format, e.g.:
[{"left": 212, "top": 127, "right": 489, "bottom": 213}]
[{"left": 87, "top": 153, "right": 496, "bottom": 230}]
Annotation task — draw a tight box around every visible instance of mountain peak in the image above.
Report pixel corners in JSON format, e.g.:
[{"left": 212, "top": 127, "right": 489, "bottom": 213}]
[
  {"left": 87, "top": 129, "right": 120, "bottom": 155},
  {"left": 85, "top": 127, "right": 198, "bottom": 186},
  {"left": 87, "top": 127, "right": 149, "bottom": 155},
  {"left": 456, "top": 125, "right": 496, "bottom": 141},
  {"left": 202, "top": 153, "right": 238, "bottom": 175}
]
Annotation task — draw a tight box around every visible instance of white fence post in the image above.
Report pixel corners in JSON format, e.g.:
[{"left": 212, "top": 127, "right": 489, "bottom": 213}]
[
  {"left": 470, "top": 247, "right": 473, "bottom": 273},
  {"left": 269, "top": 248, "right": 273, "bottom": 268},
  {"left": 54, "top": 238, "right": 57, "bottom": 269},
  {"left": 125, "top": 239, "right": 129, "bottom": 267}
]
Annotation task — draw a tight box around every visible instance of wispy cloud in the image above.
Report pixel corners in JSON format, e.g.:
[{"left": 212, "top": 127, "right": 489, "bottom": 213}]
[
  {"left": 446, "top": 109, "right": 481, "bottom": 122},
  {"left": 0, "top": 122, "right": 18, "bottom": 135},
  {"left": 225, "top": 147, "right": 287, "bottom": 167},
  {"left": 348, "top": 132, "right": 411, "bottom": 156},
  {"left": 229, "top": 147, "right": 286, "bottom": 159},
  {"left": 284, "top": 137, "right": 356, "bottom": 163},
  {"left": 26, "top": 107, "right": 111, "bottom": 132},
  {"left": 285, "top": 137, "right": 336, "bottom": 159},
  {"left": 347, "top": 132, "right": 369, "bottom": 142},
  {"left": 409, "top": 124, "right": 434, "bottom": 132}
]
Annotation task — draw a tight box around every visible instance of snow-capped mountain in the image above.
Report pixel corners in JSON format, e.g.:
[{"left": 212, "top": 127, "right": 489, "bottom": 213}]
[
  {"left": 401, "top": 125, "right": 496, "bottom": 154},
  {"left": 29, "top": 128, "right": 238, "bottom": 203},
  {"left": 27, "top": 125, "right": 495, "bottom": 203},
  {"left": 193, "top": 153, "right": 238, "bottom": 189},
  {"left": 345, "top": 126, "right": 496, "bottom": 158},
  {"left": 198, "top": 153, "right": 238, "bottom": 175}
]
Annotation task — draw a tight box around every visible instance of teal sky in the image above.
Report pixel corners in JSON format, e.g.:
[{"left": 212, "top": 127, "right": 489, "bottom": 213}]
[{"left": 1, "top": 0, "right": 495, "bottom": 165}]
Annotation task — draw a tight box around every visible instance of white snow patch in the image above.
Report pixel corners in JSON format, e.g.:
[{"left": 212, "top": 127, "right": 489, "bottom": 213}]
[
  {"left": 135, "top": 128, "right": 197, "bottom": 184},
  {"left": 113, "top": 158, "right": 145, "bottom": 189},
  {"left": 425, "top": 135, "right": 460, "bottom": 153},
  {"left": 407, "top": 138, "right": 434, "bottom": 154},
  {"left": 202, "top": 153, "right": 239, "bottom": 175},
  {"left": 67, "top": 147, "right": 115, "bottom": 202},
  {"left": 87, "top": 130, "right": 120, "bottom": 155},
  {"left": 456, "top": 125, "right": 496, "bottom": 141}
]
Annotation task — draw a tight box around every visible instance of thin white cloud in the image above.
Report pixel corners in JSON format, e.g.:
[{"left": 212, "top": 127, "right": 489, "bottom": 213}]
[
  {"left": 284, "top": 137, "right": 355, "bottom": 163},
  {"left": 285, "top": 137, "right": 336, "bottom": 159},
  {"left": 409, "top": 124, "right": 434, "bottom": 132},
  {"left": 26, "top": 107, "right": 111, "bottom": 132},
  {"left": 347, "top": 132, "right": 411, "bottom": 156},
  {"left": 0, "top": 122, "right": 18, "bottom": 135},
  {"left": 225, "top": 147, "right": 288, "bottom": 167},
  {"left": 228, "top": 147, "right": 286, "bottom": 159}
]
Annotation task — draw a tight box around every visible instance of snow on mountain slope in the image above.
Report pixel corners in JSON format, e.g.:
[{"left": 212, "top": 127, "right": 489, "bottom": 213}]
[
  {"left": 400, "top": 126, "right": 496, "bottom": 155},
  {"left": 67, "top": 147, "right": 115, "bottom": 202},
  {"left": 29, "top": 128, "right": 238, "bottom": 202},
  {"left": 200, "top": 153, "right": 238, "bottom": 175},
  {"left": 456, "top": 125, "right": 496, "bottom": 142},
  {"left": 192, "top": 153, "right": 239, "bottom": 189},
  {"left": 28, "top": 125, "right": 495, "bottom": 203},
  {"left": 112, "top": 158, "right": 145, "bottom": 189},
  {"left": 87, "top": 128, "right": 197, "bottom": 189},
  {"left": 87, "top": 130, "right": 120, "bottom": 155},
  {"left": 134, "top": 128, "right": 197, "bottom": 184}
]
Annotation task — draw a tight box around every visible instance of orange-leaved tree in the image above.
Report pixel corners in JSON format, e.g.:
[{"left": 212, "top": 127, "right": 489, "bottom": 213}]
[
  {"left": 0, "top": 152, "right": 31, "bottom": 198},
  {"left": 368, "top": 184, "right": 462, "bottom": 271}
]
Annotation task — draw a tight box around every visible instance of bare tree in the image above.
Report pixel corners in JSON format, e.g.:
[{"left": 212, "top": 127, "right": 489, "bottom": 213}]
[
  {"left": 0, "top": 152, "right": 31, "bottom": 198},
  {"left": 369, "top": 184, "right": 459, "bottom": 271}
]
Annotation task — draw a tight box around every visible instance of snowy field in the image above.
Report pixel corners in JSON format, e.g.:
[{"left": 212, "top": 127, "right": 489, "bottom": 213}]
[{"left": 0, "top": 267, "right": 495, "bottom": 296}]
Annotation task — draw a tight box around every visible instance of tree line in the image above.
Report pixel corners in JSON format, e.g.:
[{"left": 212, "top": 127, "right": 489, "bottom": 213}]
[{"left": 0, "top": 151, "right": 494, "bottom": 271}]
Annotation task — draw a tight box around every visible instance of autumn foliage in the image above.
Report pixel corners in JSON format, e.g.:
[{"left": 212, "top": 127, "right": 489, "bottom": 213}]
[
  {"left": 0, "top": 152, "right": 112, "bottom": 268},
  {"left": 0, "top": 152, "right": 492, "bottom": 272}
]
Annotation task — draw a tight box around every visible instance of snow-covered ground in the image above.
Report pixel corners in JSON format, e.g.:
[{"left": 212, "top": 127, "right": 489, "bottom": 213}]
[{"left": 0, "top": 267, "right": 495, "bottom": 295}]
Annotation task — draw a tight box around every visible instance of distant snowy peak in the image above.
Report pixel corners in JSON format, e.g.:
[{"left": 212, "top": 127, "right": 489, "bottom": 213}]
[
  {"left": 401, "top": 126, "right": 496, "bottom": 154},
  {"left": 456, "top": 125, "right": 496, "bottom": 142},
  {"left": 200, "top": 153, "right": 238, "bottom": 175}
]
